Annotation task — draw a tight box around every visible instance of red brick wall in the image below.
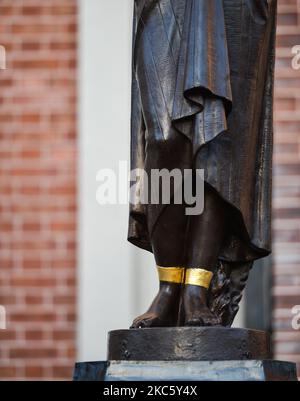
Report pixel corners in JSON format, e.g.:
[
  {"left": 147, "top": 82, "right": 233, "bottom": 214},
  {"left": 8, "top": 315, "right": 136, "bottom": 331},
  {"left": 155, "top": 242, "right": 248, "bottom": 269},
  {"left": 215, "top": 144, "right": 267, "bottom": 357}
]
[
  {"left": 273, "top": 0, "right": 300, "bottom": 376},
  {"left": 0, "top": 0, "right": 77, "bottom": 380}
]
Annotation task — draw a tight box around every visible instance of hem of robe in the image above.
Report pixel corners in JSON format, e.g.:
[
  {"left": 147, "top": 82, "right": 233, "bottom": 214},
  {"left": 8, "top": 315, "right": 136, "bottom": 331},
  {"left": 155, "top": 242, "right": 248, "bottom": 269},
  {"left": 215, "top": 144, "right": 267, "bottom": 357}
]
[
  {"left": 128, "top": 127, "right": 272, "bottom": 264},
  {"left": 128, "top": 0, "right": 275, "bottom": 264},
  {"left": 128, "top": 73, "right": 272, "bottom": 263}
]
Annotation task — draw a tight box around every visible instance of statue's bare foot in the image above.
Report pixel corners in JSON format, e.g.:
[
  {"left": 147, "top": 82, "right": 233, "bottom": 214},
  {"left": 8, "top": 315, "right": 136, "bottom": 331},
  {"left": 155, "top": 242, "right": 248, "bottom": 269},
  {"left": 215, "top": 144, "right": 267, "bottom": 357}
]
[
  {"left": 183, "top": 285, "right": 221, "bottom": 326},
  {"left": 130, "top": 282, "right": 181, "bottom": 328}
]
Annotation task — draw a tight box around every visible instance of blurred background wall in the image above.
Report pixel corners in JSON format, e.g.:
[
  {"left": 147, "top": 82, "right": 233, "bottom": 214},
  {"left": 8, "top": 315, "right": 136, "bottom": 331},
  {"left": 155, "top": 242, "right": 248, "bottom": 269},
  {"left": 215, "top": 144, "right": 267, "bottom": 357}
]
[
  {"left": 0, "top": 0, "right": 77, "bottom": 379},
  {"left": 273, "top": 0, "right": 300, "bottom": 372},
  {"left": 0, "top": 0, "right": 299, "bottom": 380}
]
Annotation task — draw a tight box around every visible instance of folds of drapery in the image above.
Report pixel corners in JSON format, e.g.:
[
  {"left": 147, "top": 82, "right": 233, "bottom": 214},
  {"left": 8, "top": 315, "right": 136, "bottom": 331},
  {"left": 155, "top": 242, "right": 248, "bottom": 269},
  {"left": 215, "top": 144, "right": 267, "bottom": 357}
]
[{"left": 128, "top": 0, "right": 277, "bottom": 262}]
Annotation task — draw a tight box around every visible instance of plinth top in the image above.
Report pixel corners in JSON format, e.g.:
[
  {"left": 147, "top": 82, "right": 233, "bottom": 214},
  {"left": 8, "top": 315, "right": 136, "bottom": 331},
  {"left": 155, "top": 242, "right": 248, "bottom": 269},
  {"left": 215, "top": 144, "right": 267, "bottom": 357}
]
[{"left": 107, "top": 327, "right": 271, "bottom": 362}]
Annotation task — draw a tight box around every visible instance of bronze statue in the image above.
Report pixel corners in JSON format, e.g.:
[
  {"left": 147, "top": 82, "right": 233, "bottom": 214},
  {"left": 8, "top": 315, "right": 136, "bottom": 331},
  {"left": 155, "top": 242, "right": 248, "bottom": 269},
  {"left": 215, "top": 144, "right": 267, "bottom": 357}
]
[
  {"left": 128, "top": 0, "right": 277, "bottom": 328},
  {"left": 74, "top": 0, "right": 298, "bottom": 382}
]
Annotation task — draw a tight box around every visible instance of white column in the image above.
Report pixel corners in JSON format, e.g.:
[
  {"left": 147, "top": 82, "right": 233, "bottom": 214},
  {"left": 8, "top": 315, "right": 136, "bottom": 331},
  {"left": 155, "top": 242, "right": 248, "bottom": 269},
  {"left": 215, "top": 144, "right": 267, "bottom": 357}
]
[{"left": 78, "top": 0, "right": 157, "bottom": 361}]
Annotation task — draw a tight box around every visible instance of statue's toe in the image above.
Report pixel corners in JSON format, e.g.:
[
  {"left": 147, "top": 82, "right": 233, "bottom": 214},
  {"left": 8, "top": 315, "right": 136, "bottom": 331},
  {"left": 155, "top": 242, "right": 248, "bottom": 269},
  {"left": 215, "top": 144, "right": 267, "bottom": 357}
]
[
  {"left": 184, "top": 317, "right": 205, "bottom": 327},
  {"left": 130, "top": 319, "right": 145, "bottom": 329},
  {"left": 130, "top": 314, "right": 157, "bottom": 329}
]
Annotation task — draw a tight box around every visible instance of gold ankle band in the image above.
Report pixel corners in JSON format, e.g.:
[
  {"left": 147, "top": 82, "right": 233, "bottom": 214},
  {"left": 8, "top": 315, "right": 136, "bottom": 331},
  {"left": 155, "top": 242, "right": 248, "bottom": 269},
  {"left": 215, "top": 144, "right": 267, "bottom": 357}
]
[
  {"left": 185, "top": 268, "right": 213, "bottom": 289},
  {"left": 157, "top": 266, "right": 185, "bottom": 284}
]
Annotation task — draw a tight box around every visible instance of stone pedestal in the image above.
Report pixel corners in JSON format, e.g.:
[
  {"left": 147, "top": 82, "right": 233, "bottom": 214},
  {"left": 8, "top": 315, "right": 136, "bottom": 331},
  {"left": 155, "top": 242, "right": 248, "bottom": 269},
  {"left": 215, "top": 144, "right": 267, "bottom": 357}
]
[
  {"left": 73, "top": 328, "right": 298, "bottom": 381},
  {"left": 73, "top": 360, "right": 297, "bottom": 381}
]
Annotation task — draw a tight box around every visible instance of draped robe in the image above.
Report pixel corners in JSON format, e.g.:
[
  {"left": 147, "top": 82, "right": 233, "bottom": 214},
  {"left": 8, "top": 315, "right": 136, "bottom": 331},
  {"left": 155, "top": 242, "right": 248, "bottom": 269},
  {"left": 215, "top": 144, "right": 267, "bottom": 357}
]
[{"left": 128, "top": 0, "right": 277, "bottom": 264}]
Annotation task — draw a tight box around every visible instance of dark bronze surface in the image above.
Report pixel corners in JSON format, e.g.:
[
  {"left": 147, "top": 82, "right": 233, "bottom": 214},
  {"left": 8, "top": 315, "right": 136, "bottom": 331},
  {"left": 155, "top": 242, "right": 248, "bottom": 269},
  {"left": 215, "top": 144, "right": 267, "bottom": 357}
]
[
  {"left": 130, "top": 281, "right": 181, "bottom": 328},
  {"left": 108, "top": 327, "right": 271, "bottom": 361},
  {"left": 127, "top": 0, "right": 277, "bottom": 328}
]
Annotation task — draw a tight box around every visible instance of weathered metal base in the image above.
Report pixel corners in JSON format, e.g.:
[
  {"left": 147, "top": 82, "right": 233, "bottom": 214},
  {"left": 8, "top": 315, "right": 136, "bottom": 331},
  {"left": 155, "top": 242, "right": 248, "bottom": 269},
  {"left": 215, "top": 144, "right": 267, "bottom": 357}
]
[
  {"left": 73, "top": 328, "right": 298, "bottom": 381},
  {"left": 108, "top": 328, "right": 271, "bottom": 361},
  {"left": 73, "top": 360, "right": 298, "bottom": 381}
]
